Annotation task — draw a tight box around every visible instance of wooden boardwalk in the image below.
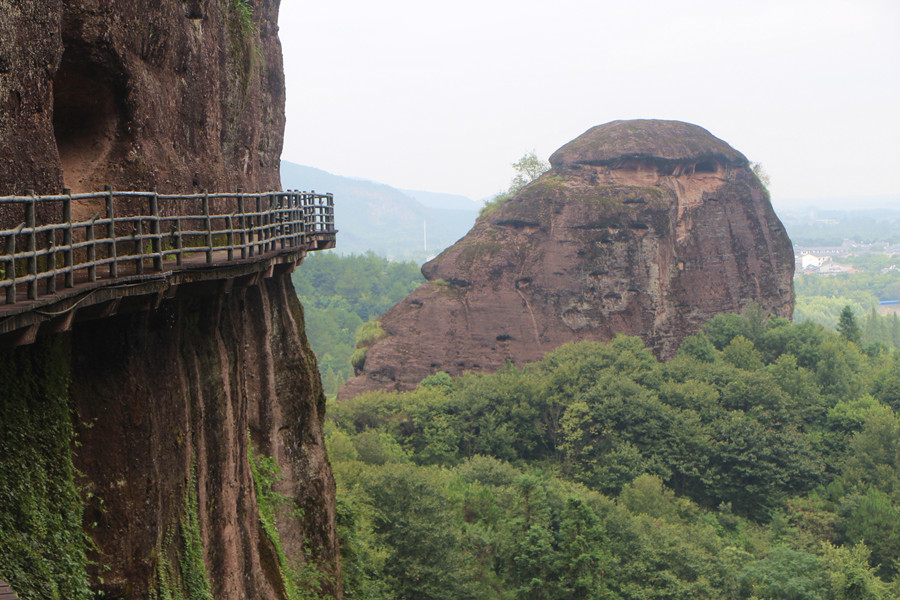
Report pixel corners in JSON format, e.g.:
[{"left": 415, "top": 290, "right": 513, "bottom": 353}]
[
  {"left": 0, "top": 189, "right": 335, "bottom": 346},
  {"left": 0, "top": 579, "right": 18, "bottom": 600}
]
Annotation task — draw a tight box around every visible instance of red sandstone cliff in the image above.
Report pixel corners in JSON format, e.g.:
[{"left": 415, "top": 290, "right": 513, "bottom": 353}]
[
  {"left": 0, "top": 0, "right": 283, "bottom": 197},
  {"left": 70, "top": 274, "right": 339, "bottom": 598},
  {"left": 0, "top": 1, "right": 340, "bottom": 598},
  {"left": 340, "top": 120, "right": 794, "bottom": 399}
]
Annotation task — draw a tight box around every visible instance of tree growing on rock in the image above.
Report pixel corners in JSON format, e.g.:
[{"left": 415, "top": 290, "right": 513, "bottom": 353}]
[{"left": 509, "top": 151, "right": 550, "bottom": 193}]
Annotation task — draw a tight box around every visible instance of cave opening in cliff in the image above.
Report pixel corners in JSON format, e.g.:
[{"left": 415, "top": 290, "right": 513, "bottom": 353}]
[
  {"left": 694, "top": 160, "right": 718, "bottom": 173},
  {"left": 52, "top": 44, "right": 127, "bottom": 193}
]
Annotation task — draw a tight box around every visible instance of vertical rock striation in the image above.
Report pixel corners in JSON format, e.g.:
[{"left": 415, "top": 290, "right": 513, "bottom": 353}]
[
  {"left": 70, "top": 275, "right": 339, "bottom": 598},
  {"left": 0, "top": 1, "right": 340, "bottom": 598},
  {"left": 340, "top": 120, "right": 794, "bottom": 399}
]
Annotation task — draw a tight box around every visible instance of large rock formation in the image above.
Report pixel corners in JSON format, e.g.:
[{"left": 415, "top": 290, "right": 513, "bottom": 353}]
[
  {"left": 340, "top": 120, "right": 794, "bottom": 399},
  {"left": 0, "top": 1, "right": 340, "bottom": 598}
]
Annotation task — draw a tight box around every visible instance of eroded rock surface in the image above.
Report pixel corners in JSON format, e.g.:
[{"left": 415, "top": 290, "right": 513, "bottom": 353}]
[
  {"left": 340, "top": 120, "right": 794, "bottom": 399},
  {"left": 0, "top": 0, "right": 283, "bottom": 198},
  {"left": 0, "top": 1, "right": 340, "bottom": 598},
  {"left": 71, "top": 275, "right": 340, "bottom": 599}
]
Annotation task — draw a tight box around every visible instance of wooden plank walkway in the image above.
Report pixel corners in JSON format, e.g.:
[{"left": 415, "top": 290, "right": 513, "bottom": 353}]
[
  {"left": 0, "top": 189, "right": 335, "bottom": 346},
  {"left": 0, "top": 579, "right": 19, "bottom": 600}
]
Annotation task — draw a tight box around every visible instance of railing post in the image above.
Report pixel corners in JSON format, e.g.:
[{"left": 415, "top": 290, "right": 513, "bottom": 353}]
[
  {"left": 237, "top": 189, "right": 247, "bottom": 259},
  {"left": 226, "top": 213, "right": 234, "bottom": 261},
  {"left": 25, "top": 190, "right": 37, "bottom": 300},
  {"left": 327, "top": 193, "right": 334, "bottom": 234},
  {"left": 173, "top": 218, "right": 183, "bottom": 267},
  {"left": 286, "top": 191, "right": 294, "bottom": 247},
  {"left": 105, "top": 185, "right": 117, "bottom": 278},
  {"left": 316, "top": 190, "right": 323, "bottom": 233},
  {"left": 203, "top": 189, "right": 213, "bottom": 263},
  {"left": 46, "top": 229, "right": 56, "bottom": 295},
  {"left": 299, "top": 192, "right": 306, "bottom": 244},
  {"left": 254, "top": 193, "right": 262, "bottom": 257},
  {"left": 265, "top": 192, "right": 271, "bottom": 252},
  {"left": 286, "top": 192, "right": 294, "bottom": 247},
  {"left": 133, "top": 218, "right": 144, "bottom": 275},
  {"left": 5, "top": 223, "right": 23, "bottom": 304},
  {"left": 301, "top": 192, "right": 309, "bottom": 236},
  {"left": 87, "top": 215, "right": 97, "bottom": 283},
  {"left": 262, "top": 193, "right": 271, "bottom": 253},
  {"left": 265, "top": 192, "right": 272, "bottom": 252},
  {"left": 278, "top": 193, "right": 286, "bottom": 250},
  {"left": 63, "top": 188, "right": 74, "bottom": 288},
  {"left": 150, "top": 188, "right": 162, "bottom": 272}
]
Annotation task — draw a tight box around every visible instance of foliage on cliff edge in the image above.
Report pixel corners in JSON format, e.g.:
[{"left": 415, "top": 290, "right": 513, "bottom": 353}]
[{"left": 0, "top": 338, "right": 91, "bottom": 600}]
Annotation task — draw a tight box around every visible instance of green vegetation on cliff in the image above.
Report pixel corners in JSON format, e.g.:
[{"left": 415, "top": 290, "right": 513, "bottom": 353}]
[
  {"left": 328, "top": 315, "right": 900, "bottom": 599},
  {"left": 0, "top": 339, "right": 91, "bottom": 600},
  {"left": 150, "top": 461, "right": 214, "bottom": 600},
  {"left": 249, "top": 443, "right": 333, "bottom": 600}
]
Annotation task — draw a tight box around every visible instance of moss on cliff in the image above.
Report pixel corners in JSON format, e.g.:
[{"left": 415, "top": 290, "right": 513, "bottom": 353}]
[
  {"left": 0, "top": 337, "right": 91, "bottom": 600},
  {"left": 249, "top": 442, "right": 333, "bottom": 600},
  {"left": 149, "top": 462, "right": 214, "bottom": 600}
]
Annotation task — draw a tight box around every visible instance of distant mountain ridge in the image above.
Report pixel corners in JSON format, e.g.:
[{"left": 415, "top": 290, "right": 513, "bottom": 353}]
[
  {"left": 281, "top": 161, "right": 477, "bottom": 262},
  {"left": 399, "top": 188, "right": 480, "bottom": 211}
]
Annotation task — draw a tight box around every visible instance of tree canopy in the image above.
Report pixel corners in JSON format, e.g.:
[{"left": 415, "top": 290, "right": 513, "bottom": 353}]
[
  {"left": 291, "top": 252, "right": 423, "bottom": 395},
  {"left": 327, "top": 312, "right": 900, "bottom": 599}
]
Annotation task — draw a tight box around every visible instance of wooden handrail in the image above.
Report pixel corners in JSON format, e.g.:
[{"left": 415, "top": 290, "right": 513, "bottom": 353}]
[{"left": 0, "top": 189, "right": 335, "bottom": 305}]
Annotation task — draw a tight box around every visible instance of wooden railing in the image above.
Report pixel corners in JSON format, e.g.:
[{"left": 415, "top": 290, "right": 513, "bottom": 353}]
[{"left": 0, "top": 188, "right": 335, "bottom": 305}]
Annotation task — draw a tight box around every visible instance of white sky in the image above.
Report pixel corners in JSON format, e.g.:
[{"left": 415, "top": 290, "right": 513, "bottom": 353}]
[{"left": 279, "top": 0, "right": 900, "bottom": 206}]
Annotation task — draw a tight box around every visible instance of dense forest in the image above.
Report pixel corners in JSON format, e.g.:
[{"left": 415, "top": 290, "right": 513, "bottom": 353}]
[
  {"left": 288, "top": 222, "right": 900, "bottom": 599},
  {"left": 326, "top": 311, "right": 900, "bottom": 599},
  {"left": 292, "top": 253, "right": 423, "bottom": 394},
  {"left": 793, "top": 272, "right": 900, "bottom": 349}
]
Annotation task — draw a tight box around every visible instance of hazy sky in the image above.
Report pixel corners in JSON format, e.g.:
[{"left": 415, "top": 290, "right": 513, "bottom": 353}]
[{"left": 279, "top": 0, "right": 900, "bottom": 207}]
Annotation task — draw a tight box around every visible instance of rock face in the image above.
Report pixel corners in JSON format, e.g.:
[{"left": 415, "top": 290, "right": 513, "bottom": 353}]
[
  {"left": 0, "top": 1, "right": 341, "bottom": 598},
  {"left": 71, "top": 274, "right": 340, "bottom": 599},
  {"left": 0, "top": 0, "right": 283, "bottom": 198},
  {"left": 340, "top": 120, "right": 794, "bottom": 399}
]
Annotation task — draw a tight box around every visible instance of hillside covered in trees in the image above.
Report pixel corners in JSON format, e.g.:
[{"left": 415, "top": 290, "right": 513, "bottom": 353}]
[
  {"left": 292, "top": 253, "right": 423, "bottom": 394},
  {"left": 326, "top": 310, "right": 900, "bottom": 599},
  {"left": 793, "top": 272, "right": 900, "bottom": 349}
]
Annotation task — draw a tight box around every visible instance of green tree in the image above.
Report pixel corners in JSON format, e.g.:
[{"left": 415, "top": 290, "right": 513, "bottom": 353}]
[
  {"left": 366, "top": 465, "right": 478, "bottom": 600},
  {"left": 509, "top": 151, "right": 550, "bottom": 194},
  {"left": 738, "top": 547, "right": 825, "bottom": 600},
  {"left": 751, "top": 161, "right": 771, "bottom": 189},
  {"left": 722, "top": 335, "right": 764, "bottom": 370},
  {"left": 836, "top": 488, "right": 900, "bottom": 578},
  {"left": 676, "top": 331, "right": 718, "bottom": 363},
  {"left": 838, "top": 305, "right": 863, "bottom": 345},
  {"left": 819, "top": 542, "right": 889, "bottom": 600}
]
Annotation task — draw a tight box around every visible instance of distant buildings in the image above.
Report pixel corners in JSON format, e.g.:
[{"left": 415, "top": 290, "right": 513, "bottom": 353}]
[
  {"left": 792, "top": 239, "right": 900, "bottom": 275},
  {"left": 794, "top": 248, "right": 858, "bottom": 274}
]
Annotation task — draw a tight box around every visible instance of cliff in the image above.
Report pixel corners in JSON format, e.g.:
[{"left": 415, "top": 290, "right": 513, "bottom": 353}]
[
  {"left": 0, "top": 0, "right": 282, "bottom": 197},
  {"left": 0, "top": 1, "right": 340, "bottom": 598},
  {"left": 69, "top": 274, "right": 338, "bottom": 599},
  {"left": 340, "top": 120, "right": 794, "bottom": 399}
]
